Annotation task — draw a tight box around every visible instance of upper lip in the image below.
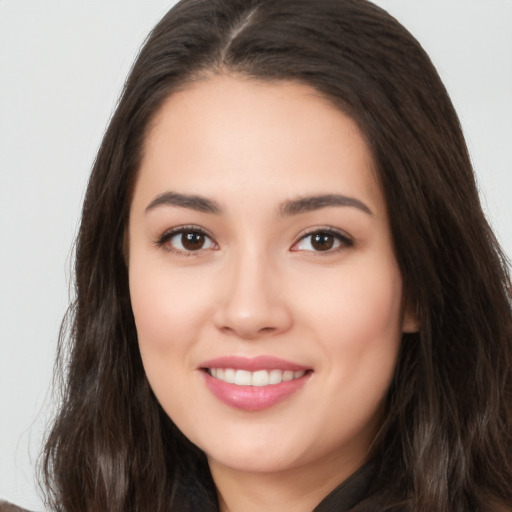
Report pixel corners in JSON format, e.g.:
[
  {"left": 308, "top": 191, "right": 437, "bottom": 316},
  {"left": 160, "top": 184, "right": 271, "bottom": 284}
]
[{"left": 199, "top": 355, "right": 310, "bottom": 372}]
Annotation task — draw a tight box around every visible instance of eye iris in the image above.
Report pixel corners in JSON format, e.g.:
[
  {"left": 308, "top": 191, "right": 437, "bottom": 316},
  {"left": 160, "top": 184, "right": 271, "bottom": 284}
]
[
  {"left": 181, "top": 232, "right": 205, "bottom": 251},
  {"left": 311, "top": 233, "right": 334, "bottom": 251}
]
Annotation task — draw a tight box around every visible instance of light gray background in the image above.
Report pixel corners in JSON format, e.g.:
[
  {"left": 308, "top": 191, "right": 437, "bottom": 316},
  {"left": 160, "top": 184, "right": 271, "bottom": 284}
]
[{"left": 1, "top": 1, "right": 511, "bottom": 509}]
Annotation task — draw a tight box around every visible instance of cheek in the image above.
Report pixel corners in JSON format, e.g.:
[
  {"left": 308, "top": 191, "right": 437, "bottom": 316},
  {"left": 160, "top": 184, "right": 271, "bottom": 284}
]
[
  {"left": 128, "top": 260, "right": 212, "bottom": 418},
  {"left": 296, "top": 256, "right": 404, "bottom": 344},
  {"left": 129, "top": 259, "right": 213, "bottom": 352},
  {"left": 293, "top": 257, "right": 404, "bottom": 412},
  {"left": 130, "top": 277, "right": 177, "bottom": 355},
  {"left": 337, "top": 270, "right": 403, "bottom": 348},
  {"left": 328, "top": 267, "right": 403, "bottom": 380}
]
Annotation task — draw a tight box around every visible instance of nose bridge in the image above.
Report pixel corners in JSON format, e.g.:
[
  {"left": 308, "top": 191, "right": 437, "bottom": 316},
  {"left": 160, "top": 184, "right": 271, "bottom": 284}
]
[{"left": 214, "top": 243, "right": 291, "bottom": 338}]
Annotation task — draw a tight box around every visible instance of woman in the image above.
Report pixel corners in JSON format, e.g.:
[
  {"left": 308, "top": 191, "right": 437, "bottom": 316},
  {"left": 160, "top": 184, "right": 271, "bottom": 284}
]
[{"left": 32, "top": 0, "right": 512, "bottom": 510}]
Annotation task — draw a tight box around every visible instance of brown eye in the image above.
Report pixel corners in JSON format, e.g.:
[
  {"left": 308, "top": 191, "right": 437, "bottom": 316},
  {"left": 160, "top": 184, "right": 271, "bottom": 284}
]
[
  {"left": 292, "top": 229, "right": 352, "bottom": 253},
  {"left": 162, "top": 229, "right": 216, "bottom": 253},
  {"left": 311, "top": 233, "right": 335, "bottom": 251},
  {"left": 181, "top": 232, "right": 206, "bottom": 251}
]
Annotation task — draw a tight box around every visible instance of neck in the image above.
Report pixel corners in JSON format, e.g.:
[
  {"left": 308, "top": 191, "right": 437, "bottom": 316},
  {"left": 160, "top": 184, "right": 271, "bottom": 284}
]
[{"left": 209, "top": 452, "right": 367, "bottom": 512}]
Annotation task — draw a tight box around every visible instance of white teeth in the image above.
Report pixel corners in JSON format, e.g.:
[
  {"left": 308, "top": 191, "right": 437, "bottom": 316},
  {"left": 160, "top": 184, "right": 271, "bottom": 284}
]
[
  {"left": 224, "top": 368, "right": 235, "bottom": 383},
  {"left": 282, "top": 370, "right": 294, "bottom": 382},
  {"left": 252, "top": 370, "right": 269, "bottom": 387},
  {"left": 208, "top": 368, "right": 308, "bottom": 386},
  {"left": 269, "top": 369, "right": 283, "bottom": 385},
  {"left": 234, "top": 369, "right": 252, "bottom": 385}
]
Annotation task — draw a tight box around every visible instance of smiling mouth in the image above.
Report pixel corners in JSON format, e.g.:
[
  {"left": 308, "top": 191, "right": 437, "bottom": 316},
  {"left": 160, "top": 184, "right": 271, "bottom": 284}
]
[
  {"left": 205, "top": 368, "right": 310, "bottom": 386},
  {"left": 201, "top": 359, "right": 313, "bottom": 410}
]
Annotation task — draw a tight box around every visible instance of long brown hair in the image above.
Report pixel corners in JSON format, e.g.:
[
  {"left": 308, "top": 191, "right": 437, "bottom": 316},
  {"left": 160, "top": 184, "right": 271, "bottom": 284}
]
[{"left": 42, "top": 1, "right": 512, "bottom": 510}]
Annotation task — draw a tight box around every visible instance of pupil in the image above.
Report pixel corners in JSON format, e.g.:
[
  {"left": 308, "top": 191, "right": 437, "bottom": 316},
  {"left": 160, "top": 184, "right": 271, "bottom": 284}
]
[
  {"left": 312, "top": 233, "right": 334, "bottom": 251},
  {"left": 182, "top": 232, "right": 205, "bottom": 251}
]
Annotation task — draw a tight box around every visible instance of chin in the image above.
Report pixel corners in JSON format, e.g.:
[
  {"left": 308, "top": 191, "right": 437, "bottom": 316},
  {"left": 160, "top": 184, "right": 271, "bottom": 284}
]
[
  {"left": 207, "top": 449, "right": 301, "bottom": 474},
  {"left": 198, "top": 432, "right": 304, "bottom": 474}
]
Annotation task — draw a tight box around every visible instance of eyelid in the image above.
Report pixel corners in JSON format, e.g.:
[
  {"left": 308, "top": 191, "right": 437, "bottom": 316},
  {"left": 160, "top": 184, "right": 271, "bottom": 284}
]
[
  {"left": 154, "top": 224, "right": 352, "bottom": 255},
  {"left": 155, "top": 224, "right": 218, "bottom": 255},
  {"left": 290, "top": 226, "right": 354, "bottom": 253}
]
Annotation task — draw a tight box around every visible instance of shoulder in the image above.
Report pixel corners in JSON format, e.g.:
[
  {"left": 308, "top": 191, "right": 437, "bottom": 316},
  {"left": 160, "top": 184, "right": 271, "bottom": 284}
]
[{"left": 0, "top": 500, "right": 33, "bottom": 512}]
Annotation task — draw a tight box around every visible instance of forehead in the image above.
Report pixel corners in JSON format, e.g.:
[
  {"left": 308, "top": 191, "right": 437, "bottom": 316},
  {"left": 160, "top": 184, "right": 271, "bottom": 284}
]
[{"left": 135, "top": 74, "right": 384, "bottom": 215}]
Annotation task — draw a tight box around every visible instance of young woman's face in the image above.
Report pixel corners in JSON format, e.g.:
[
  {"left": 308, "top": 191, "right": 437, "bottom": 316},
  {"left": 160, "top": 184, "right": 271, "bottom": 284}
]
[{"left": 128, "top": 75, "right": 417, "bottom": 480}]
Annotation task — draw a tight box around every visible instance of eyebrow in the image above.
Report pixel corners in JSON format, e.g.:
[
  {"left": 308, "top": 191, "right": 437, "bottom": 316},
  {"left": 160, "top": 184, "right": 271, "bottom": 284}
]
[
  {"left": 279, "top": 194, "right": 373, "bottom": 217},
  {"left": 145, "top": 192, "right": 222, "bottom": 214},
  {"left": 145, "top": 191, "right": 372, "bottom": 217}
]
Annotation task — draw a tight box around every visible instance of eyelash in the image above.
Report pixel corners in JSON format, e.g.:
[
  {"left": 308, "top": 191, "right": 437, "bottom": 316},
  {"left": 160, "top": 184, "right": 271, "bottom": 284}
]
[
  {"left": 155, "top": 226, "right": 353, "bottom": 255},
  {"left": 291, "top": 227, "right": 353, "bottom": 255},
  {"left": 155, "top": 225, "right": 218, "bottom": 256}
]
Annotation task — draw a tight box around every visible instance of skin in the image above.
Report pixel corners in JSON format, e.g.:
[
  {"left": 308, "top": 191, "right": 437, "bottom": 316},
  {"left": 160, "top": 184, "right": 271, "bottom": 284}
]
[{"left": 128, "top": 75, "right": 418, "bottom": 512}]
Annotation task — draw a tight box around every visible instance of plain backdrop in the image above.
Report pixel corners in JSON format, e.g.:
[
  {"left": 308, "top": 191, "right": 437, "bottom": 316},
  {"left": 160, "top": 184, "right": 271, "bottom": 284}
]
[{"left": 1, "top": 1, "right": 511, "bottom": 509}]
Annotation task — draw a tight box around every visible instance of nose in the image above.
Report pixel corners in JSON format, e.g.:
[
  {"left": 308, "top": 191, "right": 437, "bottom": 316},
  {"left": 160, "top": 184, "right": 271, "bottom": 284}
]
[{"left": 213, "top": 249, "right": 293, "bottom": 340}]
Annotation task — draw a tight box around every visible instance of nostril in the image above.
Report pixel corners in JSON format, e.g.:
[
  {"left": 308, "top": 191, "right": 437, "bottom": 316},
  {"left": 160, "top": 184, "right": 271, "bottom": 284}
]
[
  {"left": 217, "top": 324, "right": 278, "bottom": 340},
  {"left": 213, "top": 291, "right": 293, "bottom": 339}
]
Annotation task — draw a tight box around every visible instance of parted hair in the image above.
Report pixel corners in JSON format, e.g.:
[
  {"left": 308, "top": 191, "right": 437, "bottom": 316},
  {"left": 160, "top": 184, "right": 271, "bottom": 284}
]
[{"left": 41, "top": 1, "right": 512, "bottom": 511}]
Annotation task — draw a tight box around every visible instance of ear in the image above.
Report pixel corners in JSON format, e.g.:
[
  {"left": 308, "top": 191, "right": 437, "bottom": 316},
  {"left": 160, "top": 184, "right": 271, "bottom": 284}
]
[{"left": 402, "top": 300, "right": 420, "bottom": 333}]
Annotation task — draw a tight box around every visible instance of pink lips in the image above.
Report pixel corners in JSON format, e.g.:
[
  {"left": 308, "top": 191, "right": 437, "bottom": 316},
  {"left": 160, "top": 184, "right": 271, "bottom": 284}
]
[
  {"left": 200, "top": 356, "right": 312, "bottom": 411},
  {"left": 201, "top": 355, "right": 309, "bottom": 372}
]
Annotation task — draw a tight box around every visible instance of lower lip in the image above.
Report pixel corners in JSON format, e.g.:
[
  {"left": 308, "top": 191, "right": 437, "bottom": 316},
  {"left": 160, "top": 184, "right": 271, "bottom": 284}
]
[{"left": 203, "top": 371, "right": 310, "bottom": 411}]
